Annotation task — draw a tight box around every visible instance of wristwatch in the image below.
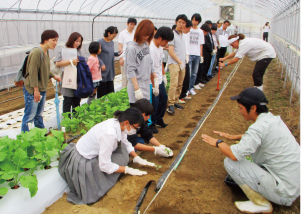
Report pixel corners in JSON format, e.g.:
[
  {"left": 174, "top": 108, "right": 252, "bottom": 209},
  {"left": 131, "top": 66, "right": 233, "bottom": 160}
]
[{"left": 216, "top": 139, "right": 224, "bottom": 148}]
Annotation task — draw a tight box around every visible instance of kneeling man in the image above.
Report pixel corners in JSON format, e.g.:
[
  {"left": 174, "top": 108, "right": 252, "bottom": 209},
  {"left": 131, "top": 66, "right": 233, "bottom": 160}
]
[{"left": 202, "top": 87, "right": 300, "bottom": 213}]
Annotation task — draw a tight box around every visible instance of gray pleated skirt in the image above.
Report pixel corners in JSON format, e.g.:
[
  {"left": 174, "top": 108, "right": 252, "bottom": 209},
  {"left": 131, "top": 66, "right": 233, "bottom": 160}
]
[
  {"left": 127, "top": 79, "right": 151, "bottom": 103},
  {"left": 58, "top": 143, "right": 129, "bottom": 204}
]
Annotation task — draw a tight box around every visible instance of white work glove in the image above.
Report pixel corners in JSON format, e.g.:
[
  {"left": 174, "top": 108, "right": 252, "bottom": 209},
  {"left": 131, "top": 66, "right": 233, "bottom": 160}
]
[
  {"left": 124, "top": 166, "right": 147, "bottom": 176},
  {"left": 134, "top": 88, "right": 143, "bottom": 100},
  {"left": 185, "top": 55, "right": 189, "bottom": 64},
  {"left": 179, "top": 63, "right": 185, "bottom": 70},
  {"left": 133, "top": 156, "right": 155, "bottom": 167},
  {"left": 153, "top": 77, "right": 159, "bottom": 97},
  {"left": 162, "top": 74, "right": 167, "bottom": 86},
  {"left": 154, "top": 145, "right": 173, "bottom": 157},
  {"left": 218, "top": 45, "right": 221, "bottom": 49},
  {"left": 200, "top": 56, "right": 204, "bottom": 63}
]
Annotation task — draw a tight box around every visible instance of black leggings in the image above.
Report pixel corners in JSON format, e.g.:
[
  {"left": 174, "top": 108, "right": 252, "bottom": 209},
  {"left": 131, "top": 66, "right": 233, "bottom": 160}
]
[
  {"left": 253, "top": 58, "right": 273, "bottom": 86},
  {"left": 96, "top": 81, "right": 114, "bottom": 99},
  {"left": 263, "top": 32, "right": 269, "bottom": 42},
  {"left": 63, "top": 96, "right": 81, "bottom": 114}
]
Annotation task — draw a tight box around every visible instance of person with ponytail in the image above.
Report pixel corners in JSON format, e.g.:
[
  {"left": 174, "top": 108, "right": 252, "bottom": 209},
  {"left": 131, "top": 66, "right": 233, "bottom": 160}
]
[
  {"left": 97, "top": 26, "right": 122, "bottom": 98},
  {"left": 58, "top": 107, "right": 156, "bottom": 205},
  {"left": 219, "top": 33, "right": 276, "bottom": 91}
]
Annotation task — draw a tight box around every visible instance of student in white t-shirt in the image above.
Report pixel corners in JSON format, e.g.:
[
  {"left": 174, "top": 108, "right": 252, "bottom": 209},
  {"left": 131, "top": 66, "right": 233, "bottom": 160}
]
[
  {"left": 118, "top": 18, "right": 137, "bottom": 88},
  {"left": 150, "top": 27, "right": 174, "bottom": 128},
  {"left": 262, "top": 22, "right": 270, "bottom": 42},
  {"left": 187, "top": 13, "right": 205, "bottom": 95},
  {"left": 219, "top": 34, "right": 276, "bottom": 91}
]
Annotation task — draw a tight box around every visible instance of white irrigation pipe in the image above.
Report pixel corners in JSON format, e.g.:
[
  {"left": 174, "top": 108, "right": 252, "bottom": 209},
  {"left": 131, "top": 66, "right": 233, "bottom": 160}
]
[{"left": 142, "top": 57, "right": 244, "bottom": 214}]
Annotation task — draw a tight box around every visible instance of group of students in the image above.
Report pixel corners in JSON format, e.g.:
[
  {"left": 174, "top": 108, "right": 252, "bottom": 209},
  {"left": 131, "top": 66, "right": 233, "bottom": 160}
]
[{"left": 20, "top": 11, "right": 296, "bottom": 214}]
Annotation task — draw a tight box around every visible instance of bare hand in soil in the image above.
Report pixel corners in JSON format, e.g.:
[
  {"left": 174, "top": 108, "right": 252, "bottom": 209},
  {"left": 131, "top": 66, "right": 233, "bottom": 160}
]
[
  {"left": 202, "top": 134, "right": 218, "bottom": 147},
  {"left": 213, "top": 131, "right": 234, "bottom": 140}
]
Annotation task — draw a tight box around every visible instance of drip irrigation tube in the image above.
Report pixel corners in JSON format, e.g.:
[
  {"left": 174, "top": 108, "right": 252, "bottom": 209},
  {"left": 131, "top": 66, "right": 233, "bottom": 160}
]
[
  {"left": 139, "top": 57, "right": 244, "bottom": 214},
  {"left": 134, "top": 180, "right": 155, "bottom": 214}
]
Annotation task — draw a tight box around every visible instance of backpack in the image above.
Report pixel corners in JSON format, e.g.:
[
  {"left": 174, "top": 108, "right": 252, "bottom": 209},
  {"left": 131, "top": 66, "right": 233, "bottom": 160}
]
[
  {"left": 74, "top": 56, "right": 94, "bottom": 98},
  {"left": 14, "top": 46, "right": 43, "bottom": 87}
]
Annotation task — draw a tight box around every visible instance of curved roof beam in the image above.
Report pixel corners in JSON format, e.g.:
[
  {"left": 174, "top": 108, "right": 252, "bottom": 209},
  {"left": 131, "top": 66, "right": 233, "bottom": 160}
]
[
  {"left": 128, "top": 0, "right": 153, "bottom": 18},
  {"left": 69, "top": 0, "right": 96, "bottom": 20},
  {"left": 89, "top": 0, "right": 102, "bottom": 14},
  {"left": 120, "top": 0, "right": 145, "bottom": 17},
  {"left": 41, "top": 0, "right": 63, "bottom": 20},
  {"left": 2, "top": 0, "right": 21, "bottom": 19},
  {"left": 135, "top": 0, "right": 159, "bottom": 18}
]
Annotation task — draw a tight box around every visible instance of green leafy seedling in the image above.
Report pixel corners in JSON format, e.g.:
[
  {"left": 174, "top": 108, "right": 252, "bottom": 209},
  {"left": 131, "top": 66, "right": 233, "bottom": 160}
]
[
  {"left": 155, "top": 165, "right": 162, "bottom": 170},
  {"left": 165, "top": 148, "right": 171, "bottom": 155}
]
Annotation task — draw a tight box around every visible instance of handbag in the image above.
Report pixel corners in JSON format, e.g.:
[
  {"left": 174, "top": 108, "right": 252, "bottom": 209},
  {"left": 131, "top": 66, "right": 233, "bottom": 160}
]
[{"left": 62, "top": 60, "right": 77, "bottom": 90}]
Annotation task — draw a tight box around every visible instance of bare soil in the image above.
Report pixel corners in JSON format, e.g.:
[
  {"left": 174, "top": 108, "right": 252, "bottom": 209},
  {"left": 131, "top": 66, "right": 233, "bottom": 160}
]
[
  {"left": 42, "top": 57, "right": 299, "bottom": 214},
  {"left": 0, "top": 61, "right": 121, "bottom": 116}
]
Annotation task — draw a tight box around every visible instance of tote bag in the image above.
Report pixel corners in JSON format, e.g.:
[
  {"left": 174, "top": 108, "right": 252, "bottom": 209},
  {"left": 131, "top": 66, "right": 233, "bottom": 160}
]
[{"left": 62, "top": 60, "right": 77, "bottom": 90}]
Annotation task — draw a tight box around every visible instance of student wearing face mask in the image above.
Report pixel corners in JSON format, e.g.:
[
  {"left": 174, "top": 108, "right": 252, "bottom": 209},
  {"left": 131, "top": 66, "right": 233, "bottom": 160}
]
[{"left": 58, "top": 107, "right": 156, "bottom": 205}]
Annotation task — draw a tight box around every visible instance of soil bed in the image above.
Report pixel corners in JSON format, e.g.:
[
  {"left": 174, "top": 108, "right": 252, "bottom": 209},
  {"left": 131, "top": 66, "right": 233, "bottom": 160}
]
[{"left": 43, "top": 58, "right": 299, "bottom": 214}]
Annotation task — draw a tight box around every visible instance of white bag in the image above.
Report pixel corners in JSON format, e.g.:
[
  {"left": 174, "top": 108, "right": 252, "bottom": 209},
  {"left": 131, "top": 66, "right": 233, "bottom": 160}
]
[{"left": 62, "top": 60, "right": 77, "bottom": 90}]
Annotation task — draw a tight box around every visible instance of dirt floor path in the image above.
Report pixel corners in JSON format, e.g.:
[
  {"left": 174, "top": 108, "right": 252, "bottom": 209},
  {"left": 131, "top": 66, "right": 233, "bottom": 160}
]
[{"left": 43, "top": 58, "right": 300, "bottom": 214}]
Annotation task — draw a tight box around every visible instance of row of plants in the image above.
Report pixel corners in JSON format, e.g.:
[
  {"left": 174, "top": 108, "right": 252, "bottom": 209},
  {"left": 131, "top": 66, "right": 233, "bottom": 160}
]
[
  {"left": 0, "top": 88, "right": 129, "bottom": 199},
  {"left": 60, "top": 87, "right": 130, "bottom": 135},
  {"left": 0, "top": 128, "right": 67, "bottom": 198}
]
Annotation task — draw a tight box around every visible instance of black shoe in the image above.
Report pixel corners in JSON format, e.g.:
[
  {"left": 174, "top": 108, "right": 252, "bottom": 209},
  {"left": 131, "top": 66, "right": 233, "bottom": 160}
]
[
  {"left": 200, "top": 79, "right": 208, "bottom": 84},
  {"left": 149, "top": 124, "right": 159, "bottom": 134},
  {"left": 174, "top": 103, "right": 184, "bottom": 110},
  {"left": 156, "top": 121, "right": 168, "bottom": 128},
  {"left": 167, "top": 105, "right": 175, "bottom": 115}
]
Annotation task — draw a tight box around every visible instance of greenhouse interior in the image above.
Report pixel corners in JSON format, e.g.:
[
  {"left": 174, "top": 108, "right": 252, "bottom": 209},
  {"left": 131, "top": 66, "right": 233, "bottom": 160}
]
[{"left": 0, "top": 0, "right": 300, "bottom": 213}]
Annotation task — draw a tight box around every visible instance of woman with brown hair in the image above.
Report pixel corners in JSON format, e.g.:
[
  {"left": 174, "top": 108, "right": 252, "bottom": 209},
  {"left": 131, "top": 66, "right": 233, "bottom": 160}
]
[
  {"left": 125, "top": 20, "right": 159, "bottom": 106},
  {"left": 219, "top": 33, "right": 276, "bottom": 91},
  {"left": 55, "top": 32, "right": 83, "bottom": 113}
]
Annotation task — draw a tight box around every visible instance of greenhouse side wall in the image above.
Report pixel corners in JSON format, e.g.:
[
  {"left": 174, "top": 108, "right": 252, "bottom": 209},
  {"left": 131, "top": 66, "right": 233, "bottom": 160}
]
[{"left": 270, "top": 1, "right": 300, "bottom": 102}]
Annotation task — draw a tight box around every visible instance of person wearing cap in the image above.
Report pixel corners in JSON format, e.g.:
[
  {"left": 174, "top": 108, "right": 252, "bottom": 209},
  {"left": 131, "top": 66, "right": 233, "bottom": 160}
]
[
  {"left": 219, "top": 33, "right": 276, "bottom": 91},
  {"left": 202, "top": 87, "right": 300, "bottom": 213}
]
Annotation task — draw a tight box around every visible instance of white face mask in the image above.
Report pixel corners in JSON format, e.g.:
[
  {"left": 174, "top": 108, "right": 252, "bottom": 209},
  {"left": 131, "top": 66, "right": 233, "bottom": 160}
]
[{"left": 124, "top": 125, "right": 137, "bottom": 135}]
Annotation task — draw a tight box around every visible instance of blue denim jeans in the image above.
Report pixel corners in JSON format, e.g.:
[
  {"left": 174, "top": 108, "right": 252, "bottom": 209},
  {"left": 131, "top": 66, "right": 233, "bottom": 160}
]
[
  {"left": 207, "top": 54, "right": 216, "bottom": 76},
  {"left": 21, "top": 87, "right": 47, "bottom": 132},
  {"left": 188, "top": 55, "right": 200, "bottom": 90},
  {"left": 151, "top": 81, "right": 167, "bottom": 125}
]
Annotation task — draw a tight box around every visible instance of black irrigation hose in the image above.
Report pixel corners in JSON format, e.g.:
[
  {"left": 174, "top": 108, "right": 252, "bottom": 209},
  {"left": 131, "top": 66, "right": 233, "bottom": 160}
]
[
  {"left": 137, "top": 58, "right": 244, "bottom": 214},
  {"left": 134, "top": 180, "right": 156, "bottom": 214}
]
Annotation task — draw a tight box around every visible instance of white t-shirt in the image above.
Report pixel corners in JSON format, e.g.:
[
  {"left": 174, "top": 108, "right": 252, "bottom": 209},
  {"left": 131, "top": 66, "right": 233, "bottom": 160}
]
[
  {"left": 183, "top": 33, "right": 190, "bottom": 55},
  {"left": 263, "top": 26, "right": 270, "bottom": 33},
  {"left": 234, "top": 38, "right": 276, "bottom": 61},
  {"left": 76, "top": 118, "right": 134, "bottom": 174},
  {"left": 150, "top": 41, "right": 164, "bottom": 83},
  {"left": 187, "top": 28, "right": 204, "bottom": 56},
  {"left": 118, "top": 29, "right": 135, "bottom": 59},
  {"left": 216, "top": 28, "right": 231, "bottom": 47}
]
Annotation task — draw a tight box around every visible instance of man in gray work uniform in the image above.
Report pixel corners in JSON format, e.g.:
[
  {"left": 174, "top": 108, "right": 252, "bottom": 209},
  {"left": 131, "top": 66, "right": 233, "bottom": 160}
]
[{"left": 202, "top": 87, "right": 300, "bottom": 213}]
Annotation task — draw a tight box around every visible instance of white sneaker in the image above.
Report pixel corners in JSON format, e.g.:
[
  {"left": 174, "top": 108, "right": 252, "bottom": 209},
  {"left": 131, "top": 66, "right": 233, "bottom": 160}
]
[
  {"left": 178, "top": 99, "right": 186, "bottom": 104},
  {"left": 198, "top": 83, "right": 205, "bottom": 88},
  {"left": 194, "top": 85, "right": 202, "bottom": 90},
  {"left": 188, "top": 89, "right": 196, "bottom": 95},
  {"left": 183, "top": 95, "right": 192, "bottom": 100},
  {"left": 235, "top": 200, "right": 273, "bottom": 213}
]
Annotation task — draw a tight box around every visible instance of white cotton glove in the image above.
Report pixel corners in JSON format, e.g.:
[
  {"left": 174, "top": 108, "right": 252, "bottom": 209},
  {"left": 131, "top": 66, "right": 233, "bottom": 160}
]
[
  {"left": 159, "top": 145, "right": 173, "bottom": 157},
  {"left": 134, "top": 88, "right": 143, "bottom": 100},
  {"left": 179, "top": 63, "right": 185, "bottom": 70},
  {"left": 218, "top": 45, "right": 221, "bottom": 49},
  {"left": 185, "top": 55, "right": 189, "bottom": 64},
  {"left": 154, "top": 146, "right": 173, "bottom": 157},
  {"left": 162, "top": 74, "right": 167, "bottom": 86},
  {"left": 214, "top": 49, "right": 217, "bottom": 55},
  {"left": 133, "top": 156, "right": 155, "bottom": 167},
  {"left": 200, "top": 56, "right": 204, "bottom": 63},
  {"left": 124, "top": 166, "right": 147, "bottom": 176},
  {"left": 153, "top": 77, "right": 159, "bottom": 96}
]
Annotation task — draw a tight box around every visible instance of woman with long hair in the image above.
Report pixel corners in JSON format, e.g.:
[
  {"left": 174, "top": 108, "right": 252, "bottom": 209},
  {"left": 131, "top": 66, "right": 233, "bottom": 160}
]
[
  {"left": 125, "top": 20, "right": 159, "bottom": 106},
  {"left": 55, "top": 32, "right": 83, "bottom": 113}
]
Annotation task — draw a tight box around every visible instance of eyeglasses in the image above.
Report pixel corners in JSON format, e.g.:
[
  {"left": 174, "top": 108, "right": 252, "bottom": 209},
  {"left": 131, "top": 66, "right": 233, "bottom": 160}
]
[{"left": 131, "top": 124, "right": 140, "bottom": 131}]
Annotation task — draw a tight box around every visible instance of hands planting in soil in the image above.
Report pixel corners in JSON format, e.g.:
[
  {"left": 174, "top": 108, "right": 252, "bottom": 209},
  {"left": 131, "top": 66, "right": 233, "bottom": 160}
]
[
  {"left": 133, "top": 156, "right": 155, "bottom": 167},
  {"left": 124, "top": 166, "right": 147, "bottom": 176},
  {"left": 213, "top": 131, "right": 243, "bottom": 140},
  {"left": 154, "top": 145, "right": 173, "bottom": 157},
  {"left": 202, "top": 134, "right": 219, "bottom": 147}
]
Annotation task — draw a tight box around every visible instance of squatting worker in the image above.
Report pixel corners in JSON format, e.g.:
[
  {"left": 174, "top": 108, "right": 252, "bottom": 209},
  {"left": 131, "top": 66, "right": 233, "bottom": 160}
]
[
  {"left": 202, "top": 87, "right": 300, "bottom": 213},
  {"left": 219, "top": 34, "right": 276, "bottom": 91},
  {"left": 59, "top": 107, "right": 156, "bottom": 204}
]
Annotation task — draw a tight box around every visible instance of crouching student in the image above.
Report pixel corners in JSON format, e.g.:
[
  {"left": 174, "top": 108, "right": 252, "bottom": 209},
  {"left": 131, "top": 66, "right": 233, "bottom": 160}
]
[
  {"left": 59, "top": 107, "right": 156, "bottom": 205},
  {"left": 202, "top": 87, "right": 300, "bottom": 213},
  {"left": 150, "top": 26, "right": 174, "bottom": 129},
  {"left": 128, "top": 99, "right": 173, "bottom": 158}
]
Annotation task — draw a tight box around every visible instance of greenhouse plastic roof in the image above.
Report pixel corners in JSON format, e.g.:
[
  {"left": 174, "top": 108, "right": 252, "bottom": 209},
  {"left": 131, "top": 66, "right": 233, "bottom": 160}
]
[{"left": 0, "top": 0, "right": 298, "bottom": 20}]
